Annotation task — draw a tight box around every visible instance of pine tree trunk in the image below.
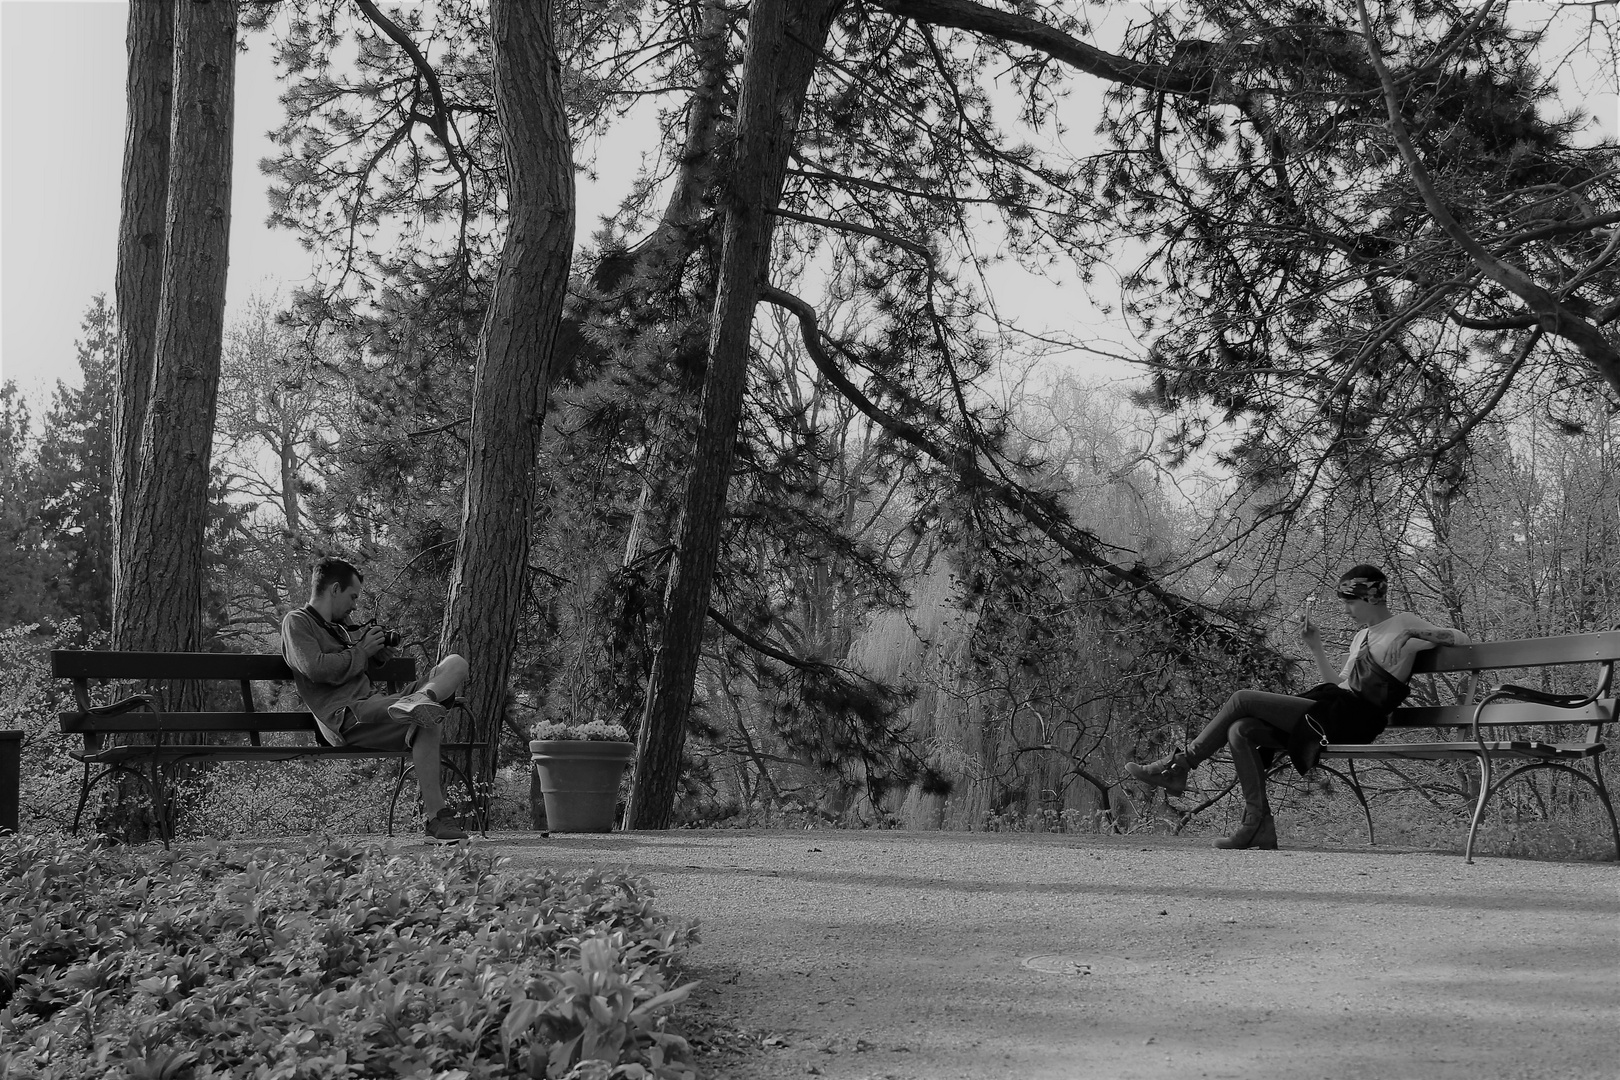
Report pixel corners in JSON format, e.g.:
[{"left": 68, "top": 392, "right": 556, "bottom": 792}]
[
  {"left": 625, "top": 0, "right": 845, "bottom": 829},
  {"left": 636, "top": 0, "right": 731, "bottom": 284},
  {"left": 112, "top": 0, "right": 174, "bottom": 609},
  {"left": 438, "top": 0, "right": 574, "bottom": 781},
  {"left": 113, "top": 0, "right": 235, "bottom": 655}
]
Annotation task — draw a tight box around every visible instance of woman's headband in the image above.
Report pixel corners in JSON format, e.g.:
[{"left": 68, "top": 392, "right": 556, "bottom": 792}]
[{"left": 1336, "top": 576, "right": 1387, "bottom": 601}]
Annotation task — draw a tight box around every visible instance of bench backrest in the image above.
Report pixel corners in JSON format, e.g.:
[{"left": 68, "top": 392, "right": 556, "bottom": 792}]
[
  {"left": 1395, "top": 630, "right": 1619, "bottom": 732},
  {"left": 1409, "top": 630, "right": 1620, "bottom": 675},
  {"left": 53, "top": 651, "right": 417, "bottom": 743}
]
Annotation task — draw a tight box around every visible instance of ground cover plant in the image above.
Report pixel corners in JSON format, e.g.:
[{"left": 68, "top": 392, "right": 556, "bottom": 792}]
[{"left": 0, "top": 836, "right": 699, "bottom": 1079}]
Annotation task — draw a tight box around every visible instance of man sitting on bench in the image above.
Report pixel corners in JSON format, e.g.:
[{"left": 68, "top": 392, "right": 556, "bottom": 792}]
[{"left": 280, "top": 557, "right": 471, "bottom": 842}]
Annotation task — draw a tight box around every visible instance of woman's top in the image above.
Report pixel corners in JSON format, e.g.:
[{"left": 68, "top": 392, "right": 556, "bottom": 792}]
[
  {"left": 1336, "top": 612, "right": 1460, "bottom": 712},
  {"left": 1281, "top": 612, "right": 1467, "bottom": 773}
]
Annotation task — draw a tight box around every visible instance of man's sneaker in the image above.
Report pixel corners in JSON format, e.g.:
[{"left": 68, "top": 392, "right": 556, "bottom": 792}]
[
  {"left": 389, "top": 691, "right": 447, "bottom": 725},
  {"left": 425, "top": 808, "right": 468, "bottom": 843}
]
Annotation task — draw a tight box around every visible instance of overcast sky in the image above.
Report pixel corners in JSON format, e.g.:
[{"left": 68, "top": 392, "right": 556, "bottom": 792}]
[
  {"left": 1, "top": 0, "right": 313, "bottom": 409},
  {"left": 0, "top": 0, "right": 650, "bottom": 413},
  {"left": 1, "top": 1, "right": 1613, "bottom": 418}
]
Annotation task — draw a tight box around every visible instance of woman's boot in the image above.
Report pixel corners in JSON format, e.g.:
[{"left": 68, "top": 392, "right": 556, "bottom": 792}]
[
  {"left": 1217, "top": 718, "right": 1280, "bottom": 850},
  {"left": 1124, "top": 750, "right": 1192, "bottom": 796},
  {"left": 1215, "top": 803, "right": 1278, "bottom": 850}
]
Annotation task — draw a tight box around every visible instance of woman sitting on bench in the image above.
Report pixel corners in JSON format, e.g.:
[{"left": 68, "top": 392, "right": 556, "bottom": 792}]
[{"left": 1124, "top": 564, "right": 1469, "bottom": 850}]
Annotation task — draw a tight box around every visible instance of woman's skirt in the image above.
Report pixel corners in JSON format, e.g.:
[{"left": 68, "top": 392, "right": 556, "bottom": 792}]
[{"left": 1282, "top": 683, "right": 1388, "bottom": 774}]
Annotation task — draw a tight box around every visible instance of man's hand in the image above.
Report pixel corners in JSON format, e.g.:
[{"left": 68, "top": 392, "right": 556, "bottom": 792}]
[{"left": 354, "top": 625, "right": 388, "bottom": 659}]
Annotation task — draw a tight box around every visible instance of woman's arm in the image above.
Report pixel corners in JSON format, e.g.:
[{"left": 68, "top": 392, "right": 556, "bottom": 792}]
[
  {"left": 1300, "top": 618, "right": 1338, "bottom": 681},
  {"left": 1399, "top": 625, "right": 1470, "bottom": 648}
]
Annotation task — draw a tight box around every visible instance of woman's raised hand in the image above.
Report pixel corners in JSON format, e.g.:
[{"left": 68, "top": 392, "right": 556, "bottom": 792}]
[
  {"left": 1298, "top": 594, "right": 1322, "bottom": 648},
  {"left": 1299, "top": 616, "right": 1322, "bottom": 648}
]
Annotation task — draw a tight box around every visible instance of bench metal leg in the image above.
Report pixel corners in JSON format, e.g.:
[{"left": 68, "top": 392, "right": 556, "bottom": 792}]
[
  {"left": 151, "top": 758, "right": 173, "bottom": 849},
  {"left": 387, "top": 759, "right": 410, "bottom": 837},
  {"left": 1591, "top": 762, "right": 1620, "bottom": 861},
  {"left": 71, "top": 760, "right": 97, "bottom": 835},
  {"left": 1465, "top": 750, "right": 1493, "bottom": 864},
  {"left": 70, "top": 760, "right": 170, "bottom": 847},
  {"left": 1483, "top": 760, "right": 1620, "bottom": 862},
  {"left": 388, "top": 754, "right": 482, "bottom": 838},
  {"left": 1315, "top": 760, "right": 1376, "bottom": 845},
  {"left": 1347, "top": 758, "right": 1374, "bottom": 845}
]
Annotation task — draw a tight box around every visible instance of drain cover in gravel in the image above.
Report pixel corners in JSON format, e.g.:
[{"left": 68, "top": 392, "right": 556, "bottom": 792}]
[{"left": 1022, "top": 954, "right": 1142, "bottom": 976}]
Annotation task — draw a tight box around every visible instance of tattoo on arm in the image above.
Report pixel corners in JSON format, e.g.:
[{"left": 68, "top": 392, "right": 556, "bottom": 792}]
[{"left": 1409, "top": 627, "right": 1467, "bottom": 647}]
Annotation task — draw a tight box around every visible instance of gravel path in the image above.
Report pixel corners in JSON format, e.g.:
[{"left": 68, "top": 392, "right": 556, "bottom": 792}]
[{"left": 498, "top": 829, "right": 1617, "bottom": 1080}]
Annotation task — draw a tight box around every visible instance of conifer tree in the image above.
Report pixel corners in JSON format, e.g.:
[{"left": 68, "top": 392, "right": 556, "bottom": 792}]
[{"left": 37, "top": 297, "right": 118, "bottom": 638}]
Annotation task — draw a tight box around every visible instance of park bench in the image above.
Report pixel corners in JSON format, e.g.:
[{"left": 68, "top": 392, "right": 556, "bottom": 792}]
[
  {"left": 1306, "top": 629, "right": 1620, "bottom": 863},
  {"left": 53, "top": 650, "right": 489, "bottom": 845}
]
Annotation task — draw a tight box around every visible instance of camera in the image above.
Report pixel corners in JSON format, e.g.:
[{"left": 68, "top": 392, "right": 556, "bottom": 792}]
[{"left": 354, "top": 620, "right": 402, "bottom": 648}]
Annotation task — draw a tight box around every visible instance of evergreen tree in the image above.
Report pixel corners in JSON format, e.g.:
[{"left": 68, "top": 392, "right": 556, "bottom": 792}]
[
  {"left": 0, "top": 386, "right": 58, "bottom": 629},
  {"left": 36, "top": 296, "right": 117, "bottom": 638}
]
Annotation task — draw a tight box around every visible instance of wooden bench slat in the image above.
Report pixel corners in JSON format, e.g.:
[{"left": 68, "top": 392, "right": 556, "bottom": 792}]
[
  {"left": 1323, "top": 740, "right": 1603, "bottom": 760},
  {"left": 1387, "top": 700, "right": 1615, "bottom": 728},
  {"left": 1412, "top": 630, "right": 1620, "bottom": 674},
  {"left": 73, "top": 741, "right": 485, "bottom": 765},
  {"left": 59, "top": 712, "right": 321, "bottom": 734},
  {"left": 51, "top": 649, "right": 415, "bottom": 683}
]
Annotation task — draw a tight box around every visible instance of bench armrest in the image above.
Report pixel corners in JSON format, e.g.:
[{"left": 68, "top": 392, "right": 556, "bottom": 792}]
[
  {"left": 1491, "top": 683, "right": 1598, "bottom": 709},
  {"left": 1472, "top": 682, "right": 1605, "bottom": 742},
  {"left": 83, "top": 694, "right": 159, "bottom": 718}
]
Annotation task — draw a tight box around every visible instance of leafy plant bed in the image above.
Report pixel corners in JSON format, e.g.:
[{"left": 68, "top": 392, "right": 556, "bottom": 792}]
[{"left": 0, "top": 834, "right": 700, "bottom": 1079}]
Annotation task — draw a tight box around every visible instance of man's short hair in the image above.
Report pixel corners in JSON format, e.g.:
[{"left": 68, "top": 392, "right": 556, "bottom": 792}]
[{"left": 311, "top": 558, "right": 363, "bottom": 597}]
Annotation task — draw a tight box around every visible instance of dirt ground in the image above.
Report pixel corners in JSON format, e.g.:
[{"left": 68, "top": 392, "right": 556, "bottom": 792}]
[{"left": 499, "top": 828, "right": 1619, "bottom": 1080}]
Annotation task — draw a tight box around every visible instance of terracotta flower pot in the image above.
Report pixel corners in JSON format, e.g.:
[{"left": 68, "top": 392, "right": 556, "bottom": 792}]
[{"left": 529, "top": 739, "right": 634, "bottom": 832}]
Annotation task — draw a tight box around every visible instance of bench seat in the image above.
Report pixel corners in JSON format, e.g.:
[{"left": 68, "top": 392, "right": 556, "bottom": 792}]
[
  {"left": 1324, "top": 740, "right": 1605, "bottom": 761},
  {"left": 71, "top": 741, "right": 484, "bottom": 766}
]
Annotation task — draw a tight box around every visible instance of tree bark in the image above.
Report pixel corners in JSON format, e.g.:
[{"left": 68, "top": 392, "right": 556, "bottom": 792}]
[
  {"left": 438, "top": 0, "right": 575, "bottom": 780},
  {"left": 625, "top": 0, "right": 846, "bottom": 829},
  {"left": 112, "top": 0, "right": 174, "bottom": 612},
  {"left": 113, "top": 0, "right": 236, "bottom": 655},
  {"left": 637, "top": 0, "right": 732, "bottom": 285}
]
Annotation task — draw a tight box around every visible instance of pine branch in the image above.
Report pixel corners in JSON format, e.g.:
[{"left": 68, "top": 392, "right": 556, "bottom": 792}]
[{"left": 1358, "top": 0, "right": 1620, "bottom": 395}]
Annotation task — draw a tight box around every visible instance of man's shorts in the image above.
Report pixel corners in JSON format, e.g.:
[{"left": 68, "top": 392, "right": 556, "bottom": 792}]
[{"left": 333, "top": 681, "right": 441, "bottom": 750}]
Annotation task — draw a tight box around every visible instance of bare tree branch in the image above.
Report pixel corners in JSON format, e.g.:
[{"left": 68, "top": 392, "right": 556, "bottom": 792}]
[{"left": 768, "top": 206, "right": 934, "bottom": 257}]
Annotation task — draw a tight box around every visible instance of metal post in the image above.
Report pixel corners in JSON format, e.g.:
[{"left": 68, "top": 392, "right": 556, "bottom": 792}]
[{"left": 0, "top": 731, "right": 21, "bottom": 834}]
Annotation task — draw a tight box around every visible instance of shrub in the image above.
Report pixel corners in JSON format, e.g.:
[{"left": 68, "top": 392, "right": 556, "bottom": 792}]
[
  {"left": 0, "top": 835, "right": 700, "bottom": 1078},
  {"left": 0, "top": 622, "right": 86, "bottom": 834},
  {"left": 171, "top": 759, "right": 407, "bottom": 839}
]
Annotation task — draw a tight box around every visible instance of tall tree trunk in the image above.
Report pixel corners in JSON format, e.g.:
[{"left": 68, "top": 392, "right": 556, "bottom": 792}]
[
  {"left": 636, "top": 0, "right": 731, "bottom": 285},
  {"left": 276, "top": 400, "right": 306, "bottom": 607},
  {"left": 112, "top": 0, "right": 174, "bottom": 610},
  {"left": 113, "top": 0, "right": 236, "bottom": 655},
  {"left": 625, "top": 0, "right": 845, "bottom": 829},
  {"left": 438, "top": 0, "right": 575, "bottom": 778}
]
